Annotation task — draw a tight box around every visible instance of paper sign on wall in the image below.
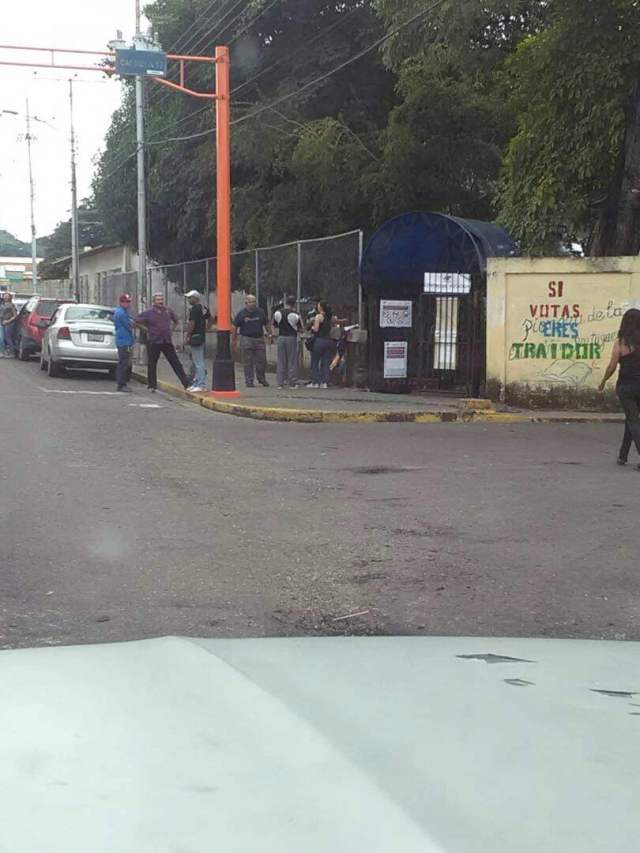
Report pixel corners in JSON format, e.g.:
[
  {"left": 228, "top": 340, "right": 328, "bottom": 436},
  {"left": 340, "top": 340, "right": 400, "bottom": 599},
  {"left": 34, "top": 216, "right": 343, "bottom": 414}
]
[
  {"left": 380, "top": 299, "right": 412, "bottom": 328},
  {"left": 384, "top": 341, "right": 408, "bottom": 379}
]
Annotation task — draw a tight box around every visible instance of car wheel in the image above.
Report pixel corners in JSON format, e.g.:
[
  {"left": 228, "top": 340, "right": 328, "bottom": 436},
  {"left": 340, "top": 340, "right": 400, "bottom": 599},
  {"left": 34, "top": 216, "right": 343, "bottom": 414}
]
[
  {"left": 17, "top": 337, "right": 29, "bottom": 361},
  {"left": 47, "top": 350, "right": 62, "bottom": 378}
]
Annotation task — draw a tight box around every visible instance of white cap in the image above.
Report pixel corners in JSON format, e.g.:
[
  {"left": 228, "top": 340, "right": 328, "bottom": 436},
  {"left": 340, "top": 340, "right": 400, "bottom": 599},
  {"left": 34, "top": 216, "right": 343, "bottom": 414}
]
[{"left": 185, "top": 290, "right": 201, "bottom": 298}]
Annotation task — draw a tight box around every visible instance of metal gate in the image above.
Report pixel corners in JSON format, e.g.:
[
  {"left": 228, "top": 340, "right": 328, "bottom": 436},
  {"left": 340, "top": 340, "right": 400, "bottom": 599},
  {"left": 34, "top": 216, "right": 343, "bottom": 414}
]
[{"left": 416, "top": 271, "right": 486, "bottom": 395}]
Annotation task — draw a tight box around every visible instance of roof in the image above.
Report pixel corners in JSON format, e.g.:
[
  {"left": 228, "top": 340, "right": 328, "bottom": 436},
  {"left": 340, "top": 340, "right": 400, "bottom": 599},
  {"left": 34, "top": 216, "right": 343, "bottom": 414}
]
[
  {"left": 1, "top": 635, "right": 638, "bottom": 852},
  {"left": 0, "top": 257, "right": 42, "bottom": 266},
  {"left": 361, "top": 211, "right": 518, "bottom": 294}
]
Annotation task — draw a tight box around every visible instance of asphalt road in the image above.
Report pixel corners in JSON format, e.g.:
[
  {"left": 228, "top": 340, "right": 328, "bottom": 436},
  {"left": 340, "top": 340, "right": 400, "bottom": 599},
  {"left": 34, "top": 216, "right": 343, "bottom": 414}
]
[{"left": 1, "top": 356, "right": 638, "bottom": 649}]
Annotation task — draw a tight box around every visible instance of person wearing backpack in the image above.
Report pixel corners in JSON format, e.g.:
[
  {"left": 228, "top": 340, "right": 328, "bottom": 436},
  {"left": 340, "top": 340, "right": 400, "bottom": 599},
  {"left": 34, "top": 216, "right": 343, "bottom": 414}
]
[
  {"left": 272, "top": 296, "right": 303, "bottom": 389},
  {"left": 185, "top": 290, "right": 213, "bottom": 392}
]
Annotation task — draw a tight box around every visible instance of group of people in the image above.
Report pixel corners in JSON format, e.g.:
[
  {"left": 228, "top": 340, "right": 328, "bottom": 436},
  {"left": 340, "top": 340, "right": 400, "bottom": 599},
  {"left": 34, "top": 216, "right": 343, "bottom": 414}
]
[
  {"left": 232, "top": 294, "right": 336, "bottom": 389},
  {"left": 112, "top": 290, "right": 211, "bottom": 394},
  {"left": 0, "top": 292, "right": 18, "bottom": 357}
]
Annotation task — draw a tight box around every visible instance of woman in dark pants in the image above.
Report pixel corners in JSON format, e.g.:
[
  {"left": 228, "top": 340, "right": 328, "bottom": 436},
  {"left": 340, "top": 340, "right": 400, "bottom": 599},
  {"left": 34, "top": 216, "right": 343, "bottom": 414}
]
[
  {"left": 599, "top": 308, "right": 640, "bottom": 468},
  {"left": 307, "top": 301, "right": 336, "bottom": 389}
]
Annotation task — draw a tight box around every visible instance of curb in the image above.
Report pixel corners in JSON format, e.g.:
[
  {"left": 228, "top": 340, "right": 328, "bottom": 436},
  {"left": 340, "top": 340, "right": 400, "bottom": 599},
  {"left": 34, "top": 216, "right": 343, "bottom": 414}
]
[{"left": 131, "top": 372, "right": 624, "bottom": 425}]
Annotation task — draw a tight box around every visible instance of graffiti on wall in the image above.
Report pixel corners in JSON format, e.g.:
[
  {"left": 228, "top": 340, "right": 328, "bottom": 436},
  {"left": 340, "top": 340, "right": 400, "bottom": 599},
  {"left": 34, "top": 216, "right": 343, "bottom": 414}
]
[{"left": 508, "top": 279, "right": 629, "bottom": 388}]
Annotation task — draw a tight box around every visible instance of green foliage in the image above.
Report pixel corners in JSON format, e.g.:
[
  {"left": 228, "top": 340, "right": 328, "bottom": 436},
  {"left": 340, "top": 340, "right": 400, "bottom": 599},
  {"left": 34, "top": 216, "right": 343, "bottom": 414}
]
[
  {"left": 500, "top": 0, "right": 640, "bottom": 254},
  {"left": 37, "top": 202, "right": 110, "bottom": 279},
  {"left": 0, "top": 230, "right": 30, "bottom": 257},
  {"left": 91, "top": 0, "right": 640, "bottom": 262}
]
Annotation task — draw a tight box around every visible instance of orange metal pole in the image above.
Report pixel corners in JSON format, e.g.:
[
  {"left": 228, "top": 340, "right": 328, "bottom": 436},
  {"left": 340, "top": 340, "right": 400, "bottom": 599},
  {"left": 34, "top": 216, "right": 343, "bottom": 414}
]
[
  {"left": 215, "top": 46, "right": 231, "bottom": 333},
  {"left": 210, "top": 45, "right": 238, "bottom": 394}
]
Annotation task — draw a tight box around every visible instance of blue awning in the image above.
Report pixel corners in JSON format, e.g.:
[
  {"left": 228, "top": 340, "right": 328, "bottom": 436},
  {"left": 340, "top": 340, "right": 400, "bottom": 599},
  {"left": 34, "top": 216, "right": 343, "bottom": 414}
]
[{"left": 361, "top": 211, "right": 517, "bottom": 294}]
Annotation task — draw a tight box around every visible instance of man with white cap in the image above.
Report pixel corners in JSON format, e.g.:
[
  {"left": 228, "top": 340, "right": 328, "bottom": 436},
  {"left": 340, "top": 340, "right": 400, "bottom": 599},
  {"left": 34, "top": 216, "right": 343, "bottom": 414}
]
[{"left": 185, "top": 290, "right": 213, "bottom": 392}]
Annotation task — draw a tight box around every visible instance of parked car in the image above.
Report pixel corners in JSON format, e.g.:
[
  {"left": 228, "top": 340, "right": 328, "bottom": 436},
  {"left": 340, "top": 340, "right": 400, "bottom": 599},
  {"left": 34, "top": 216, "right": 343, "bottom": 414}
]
[
  {"left": 14, "top": 296, "right": 75, "bottom": 360},
  {"left": 40, "top": 303, "right": 117, "bottom": 377}
]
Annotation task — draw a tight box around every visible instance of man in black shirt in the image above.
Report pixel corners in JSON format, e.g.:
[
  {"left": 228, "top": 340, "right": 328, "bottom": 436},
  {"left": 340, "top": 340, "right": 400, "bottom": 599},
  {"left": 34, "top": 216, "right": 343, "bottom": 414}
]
[
  {"left": 185, "top": 290, "right": 213, "bottom": 392},
  {"left": 232, "top": 295, "right": 272, "bottom": 387}
]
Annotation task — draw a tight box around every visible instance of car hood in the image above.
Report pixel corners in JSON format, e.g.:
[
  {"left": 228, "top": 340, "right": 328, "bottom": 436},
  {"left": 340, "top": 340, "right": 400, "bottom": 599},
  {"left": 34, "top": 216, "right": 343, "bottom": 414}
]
[{"left": 1, "top": 635, "right": 638, "bottom": 853}]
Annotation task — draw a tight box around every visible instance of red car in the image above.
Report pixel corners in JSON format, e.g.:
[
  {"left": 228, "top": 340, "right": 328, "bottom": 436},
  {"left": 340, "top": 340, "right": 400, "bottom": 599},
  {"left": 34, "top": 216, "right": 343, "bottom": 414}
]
[{"left": 14, "top": 296, "right": 75, "bottom": 360}]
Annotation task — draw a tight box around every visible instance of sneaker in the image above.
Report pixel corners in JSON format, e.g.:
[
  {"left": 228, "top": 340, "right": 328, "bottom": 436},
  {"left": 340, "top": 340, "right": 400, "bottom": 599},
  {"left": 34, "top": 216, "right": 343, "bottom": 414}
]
[
  {"left": 320, "top": 383, "right": 329, "bottom": 389},
  {"left": 258, "top": 379, "right": 270, "bottom": 387},
  {"left": 147, "top": 387, "right": 157, "bottom": 393},
  {"left": 276, "top": 385, "right": 284, "bottom": 390},
  {"left": 306, "top": 382, "right": 319, "bottom": 388},
  {"left": 117, "top": 385, "right": 132, "bottom": 393},
  {"left": 190, "top": 386, "right": 206, "bottom": 393},
  {"left": 246, "top": 382, "right": 254, "bottom": 388}
]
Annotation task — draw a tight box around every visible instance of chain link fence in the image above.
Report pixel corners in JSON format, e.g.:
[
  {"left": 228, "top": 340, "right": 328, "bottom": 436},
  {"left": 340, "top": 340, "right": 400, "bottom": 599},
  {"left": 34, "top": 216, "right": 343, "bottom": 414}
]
[
  {"left": 146, "top": 228, "right": 363, "bottom": 327},
  {"left": 37, "top": 228, "right": 363, "bottom": 338}
]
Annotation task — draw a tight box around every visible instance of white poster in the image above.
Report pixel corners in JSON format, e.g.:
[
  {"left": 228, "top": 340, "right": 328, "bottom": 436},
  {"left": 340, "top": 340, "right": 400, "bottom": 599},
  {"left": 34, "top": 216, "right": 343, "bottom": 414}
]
[
  {"left": 384, "top": 341, "right": 408, "bottom": 379},
  {"left": 423, "top": 272, "right": 471, "bottom": 294},
  {"left": 380, "top": 299, "right": 412, "bottom": 328}
]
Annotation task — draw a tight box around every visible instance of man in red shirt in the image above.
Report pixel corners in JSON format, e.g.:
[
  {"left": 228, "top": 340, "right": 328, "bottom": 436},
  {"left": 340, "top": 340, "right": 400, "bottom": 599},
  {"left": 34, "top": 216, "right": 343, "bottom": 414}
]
[{"left": 136, "top": 293, "right": 189, "bottom": 391}]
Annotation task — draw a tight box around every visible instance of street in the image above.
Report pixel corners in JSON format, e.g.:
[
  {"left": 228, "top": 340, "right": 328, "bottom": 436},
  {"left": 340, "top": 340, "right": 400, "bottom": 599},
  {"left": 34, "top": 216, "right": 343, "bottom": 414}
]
[{"left": 1, "top": 357, "right": 637, "bottom": 649}]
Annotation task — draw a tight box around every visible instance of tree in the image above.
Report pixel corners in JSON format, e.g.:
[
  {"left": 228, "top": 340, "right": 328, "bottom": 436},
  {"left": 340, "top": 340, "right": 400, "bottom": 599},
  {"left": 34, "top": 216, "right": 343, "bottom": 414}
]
[
  {"left": 37, "top": 202, "right": 110, "bottom": 279},
  {"left": 501, "top": 0, "right": 640, "bottom": 255},
  {"left": 93, "top": 0, "right": 394, "bottom": 263},
  {"left": 0, "top": 230, "right": 30, "bottom": 257},
  {"left": 372, "top": 0, "right": 545, "bottom": 223}
]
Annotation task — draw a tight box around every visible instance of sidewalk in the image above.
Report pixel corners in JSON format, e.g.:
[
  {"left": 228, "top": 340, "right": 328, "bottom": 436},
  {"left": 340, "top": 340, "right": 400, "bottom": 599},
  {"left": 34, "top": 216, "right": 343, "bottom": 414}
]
[{"left": 132, "top": 353, "right": 625, "bottom": 425}]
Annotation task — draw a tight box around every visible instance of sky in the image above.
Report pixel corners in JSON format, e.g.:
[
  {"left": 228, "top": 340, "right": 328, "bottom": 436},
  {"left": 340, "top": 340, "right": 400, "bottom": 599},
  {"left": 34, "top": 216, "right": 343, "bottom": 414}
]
[{"left": 0, "top": 0, "right": 150, "bottom": 244}]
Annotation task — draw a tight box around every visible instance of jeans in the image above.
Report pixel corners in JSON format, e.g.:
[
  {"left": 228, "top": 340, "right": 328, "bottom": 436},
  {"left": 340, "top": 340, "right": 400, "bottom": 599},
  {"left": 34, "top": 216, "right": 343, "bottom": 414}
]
[
  {"left": 146, "top": 341, "right": 189, "bottom": 389},
  {"left": 276, "top": 336, "right": 298, "bottom": 386},
  {"left": 617, "top": 382, "right": 640, "bottom": 461},
  {"left": 240, "top": 337, "right": 266, "bottom": 385},
  {"left": 0, "top": 325, "right": 4, "bottom": 352},
  {"left": 190, "top": 344, "right": 207, "bottom": 388},
  {"left": 3, "top": 322, "right": 15, "bottom": 355},
  {"left": 116, "top": 346, "right": 132, "bottom": 389},
  {"left": 311, "top": 337, "right": 335, "bottom": 385}
]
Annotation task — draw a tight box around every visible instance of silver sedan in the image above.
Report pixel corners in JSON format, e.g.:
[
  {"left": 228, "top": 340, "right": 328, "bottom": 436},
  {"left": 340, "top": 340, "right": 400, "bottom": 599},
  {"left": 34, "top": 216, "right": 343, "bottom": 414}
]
[{"left": 40, "top": 303, "right": 118, "bottom": 377}]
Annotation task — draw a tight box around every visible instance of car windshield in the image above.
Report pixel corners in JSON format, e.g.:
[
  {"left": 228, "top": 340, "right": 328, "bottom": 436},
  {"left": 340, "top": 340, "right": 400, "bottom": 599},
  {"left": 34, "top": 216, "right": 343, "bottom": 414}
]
[
  {"left": 65, "top": 306, "right": 114, "bottom": 322},
  {"left": 36, "top": 300, "right": 66, "bottom": 318}
]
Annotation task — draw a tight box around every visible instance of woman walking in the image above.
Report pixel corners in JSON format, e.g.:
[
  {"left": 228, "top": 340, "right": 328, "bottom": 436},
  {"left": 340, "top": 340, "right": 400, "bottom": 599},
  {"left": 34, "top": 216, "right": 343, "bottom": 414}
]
[
  {"left": 307, "top": 300, "right": 336, "bottom": 389},
  {"left": 599, "top": 308, "right": 640, "bottom": 467}
]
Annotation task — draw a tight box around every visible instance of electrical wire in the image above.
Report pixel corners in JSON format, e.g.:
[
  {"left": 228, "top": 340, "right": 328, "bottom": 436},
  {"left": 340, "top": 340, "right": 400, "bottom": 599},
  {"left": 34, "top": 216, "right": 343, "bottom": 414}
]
[
  {"left": 230, "top": 3, "right": 363, "bottom": 97},
  {"left": 97, "top": 0, "right": 449, "bottom": 177},
  {"left": 232, "top": 0, "right": 448, "bottom": 127}
]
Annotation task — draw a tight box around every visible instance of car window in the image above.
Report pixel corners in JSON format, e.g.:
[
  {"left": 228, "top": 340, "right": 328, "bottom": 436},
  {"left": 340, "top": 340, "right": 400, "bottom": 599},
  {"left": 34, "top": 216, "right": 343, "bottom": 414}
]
[
  {"left": 65, "top": 306, "right": 114, "bottom": 322},
  {"left": 35, "top": 300, "right": 65, "bottom": 319},
  {"left": 24, "top": 297, "right": 38, "bottom": 313}
]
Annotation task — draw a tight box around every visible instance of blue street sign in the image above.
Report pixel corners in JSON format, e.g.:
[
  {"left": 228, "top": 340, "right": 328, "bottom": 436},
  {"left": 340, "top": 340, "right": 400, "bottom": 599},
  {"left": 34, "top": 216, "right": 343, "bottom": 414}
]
[{"left": 115, "top": 49, "right": 167, "bottom": 77}]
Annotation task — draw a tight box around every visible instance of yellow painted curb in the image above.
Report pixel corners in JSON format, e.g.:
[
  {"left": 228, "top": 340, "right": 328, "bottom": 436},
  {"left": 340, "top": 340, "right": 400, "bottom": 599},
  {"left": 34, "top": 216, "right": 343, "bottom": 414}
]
[
  {"left": 132, "top": 371, "right": 460, "bottom": 423},
  {"left": 132, "top": 372, "right": 623, "bottom": 425}
]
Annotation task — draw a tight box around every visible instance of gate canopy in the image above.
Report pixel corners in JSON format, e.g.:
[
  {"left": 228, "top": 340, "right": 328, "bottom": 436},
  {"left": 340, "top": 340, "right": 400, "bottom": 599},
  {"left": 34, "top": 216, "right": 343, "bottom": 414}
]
[{"left": 361, "top": 211, "right": 517, "bottom": 295}]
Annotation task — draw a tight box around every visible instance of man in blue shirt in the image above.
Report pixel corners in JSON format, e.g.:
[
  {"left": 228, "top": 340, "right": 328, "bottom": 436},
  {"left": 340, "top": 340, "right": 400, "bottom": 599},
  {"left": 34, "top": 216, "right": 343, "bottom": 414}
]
[{"left": 113, "top": 293, "right": 135, "bottom": 392}]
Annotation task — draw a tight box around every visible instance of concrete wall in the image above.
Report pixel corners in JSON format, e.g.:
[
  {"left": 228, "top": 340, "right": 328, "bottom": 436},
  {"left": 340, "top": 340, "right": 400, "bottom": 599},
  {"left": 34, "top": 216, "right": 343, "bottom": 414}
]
[{"left": 487, "top": 256, "right": 640, "bottom": 409}]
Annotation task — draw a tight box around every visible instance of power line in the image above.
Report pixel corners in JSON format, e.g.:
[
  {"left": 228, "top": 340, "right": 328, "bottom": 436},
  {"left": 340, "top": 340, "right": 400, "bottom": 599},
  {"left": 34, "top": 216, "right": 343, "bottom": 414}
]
[
  {"left": 231, "top": 4, "right": 363, "bottom": 97},
  {"left": 165, "top": 0, "right": 225, "bottom": 53},
  {"left": 232, "top": 0, "right": 449, "bottom": 127},
  {"left": 147, "top": 0, "right": 229, "bottom": 108},
  {"left": 97, "top": 1, "right": 449, "bottom": 179},
  {"left": 181, "top": 0, "right": 246, "bottom": 56}
]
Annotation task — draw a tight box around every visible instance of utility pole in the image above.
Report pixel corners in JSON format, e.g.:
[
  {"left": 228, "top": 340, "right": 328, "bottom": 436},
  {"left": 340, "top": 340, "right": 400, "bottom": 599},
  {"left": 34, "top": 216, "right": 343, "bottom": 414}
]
[
  {"left": 69, "top": 79, "right": 80, "bottom": 302},
  {"left": 25, "top": 99, "right": 37, "bottom": 290},
  {"left": 135, "top": 0, "right": 148, "bottom": 309}
]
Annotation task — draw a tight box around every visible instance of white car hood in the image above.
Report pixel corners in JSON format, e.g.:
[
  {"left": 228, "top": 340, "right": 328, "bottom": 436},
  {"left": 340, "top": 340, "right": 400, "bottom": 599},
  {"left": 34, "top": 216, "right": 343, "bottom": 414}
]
[{"left": 1, "top": 635, "right": 638, "bottom": 852}]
